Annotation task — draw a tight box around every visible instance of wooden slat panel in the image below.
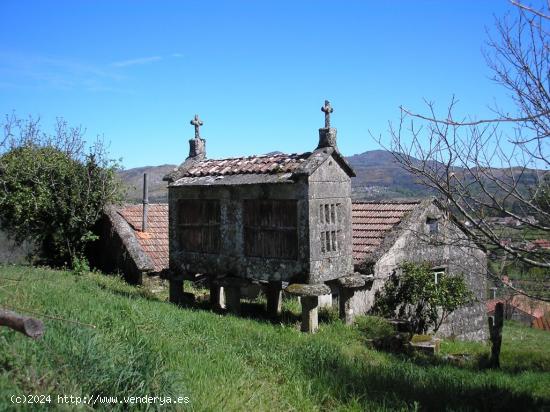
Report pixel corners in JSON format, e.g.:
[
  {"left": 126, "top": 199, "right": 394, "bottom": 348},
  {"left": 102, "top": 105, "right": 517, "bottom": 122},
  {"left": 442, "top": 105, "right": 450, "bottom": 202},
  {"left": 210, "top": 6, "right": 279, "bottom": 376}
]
[
  {"left": 243, "top": 200, "right": 298, "bottom": 259},
  {"left": 177, "top": 199, "right": 220, "bottom": 253}
]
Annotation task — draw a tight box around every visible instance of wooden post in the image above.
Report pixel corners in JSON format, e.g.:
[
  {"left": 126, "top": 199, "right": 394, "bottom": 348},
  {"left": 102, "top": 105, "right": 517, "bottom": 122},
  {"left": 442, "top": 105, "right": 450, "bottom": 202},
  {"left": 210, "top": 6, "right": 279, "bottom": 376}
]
[
  {"left": 489, "top": 302, "right": 504, "bottom": 368},
  {"left": 0, "top": 309, "right": 44, "bottom": 339},
  {"left": 266, "top": 281, "right": 282, "bottom": 318}
]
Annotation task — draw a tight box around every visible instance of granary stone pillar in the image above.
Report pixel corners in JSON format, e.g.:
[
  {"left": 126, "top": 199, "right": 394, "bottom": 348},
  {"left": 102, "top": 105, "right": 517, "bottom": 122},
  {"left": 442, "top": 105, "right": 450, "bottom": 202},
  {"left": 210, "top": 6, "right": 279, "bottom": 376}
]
[
  {"left": 337, "top": 275, "right": 367, "bottom": 325},
  {"left": 286, "top": 283, "right": 331, "bottom": 333},
  {"left": 169, "top": 275, "right": 185, "bottom": 305},
  {"left": 209, "top": 277, "right": 225, "bottom": 310},
  {"left": 266, "top": 281, "right": 283, "bottom": 318},
  {"left": 219, "top": 277, "right": 248, "bottom": 314}
]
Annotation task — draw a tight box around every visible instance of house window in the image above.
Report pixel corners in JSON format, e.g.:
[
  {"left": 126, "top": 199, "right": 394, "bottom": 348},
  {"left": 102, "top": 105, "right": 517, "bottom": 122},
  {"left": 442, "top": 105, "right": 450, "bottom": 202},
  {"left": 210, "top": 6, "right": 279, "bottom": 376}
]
[
  {"left": 426, "top": 217, "right": 439, "bottom": 234},
  {"left": 243, "top": 200, "right": 298, "bottom": 259},
  {"left": 177, "top": 199, "right": 220, "bottom": 253},
  {"left": 319, "top": 203, "right": 341, "bottom": 253},
  {"left": 431, "top": 266, "right": 447, "bottom": 284}
]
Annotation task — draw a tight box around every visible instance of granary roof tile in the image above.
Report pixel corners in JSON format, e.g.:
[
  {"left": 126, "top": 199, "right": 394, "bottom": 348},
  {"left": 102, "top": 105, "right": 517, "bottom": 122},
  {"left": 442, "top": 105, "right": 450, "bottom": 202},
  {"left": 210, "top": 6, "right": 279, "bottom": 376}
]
[
  {"left": 117, "top": 204, "right": 169, "bottom": 273},
  {"left": 352, "top": 200, "right": 421, "bottom": 264},
  {"left": 182, "top": 153, "right": 311, "bottom": 177},
  {"left": 165, "top": 146, "right": 356, "bottom": 184}
]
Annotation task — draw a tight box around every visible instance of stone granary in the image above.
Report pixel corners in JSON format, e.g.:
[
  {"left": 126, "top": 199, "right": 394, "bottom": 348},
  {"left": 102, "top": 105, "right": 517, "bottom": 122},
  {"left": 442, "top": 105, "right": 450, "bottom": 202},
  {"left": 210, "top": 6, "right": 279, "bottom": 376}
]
[
  {"left": 351, "top": 199, "right": 488, "bottom": 340},
  {"left": 163, "top": 102, "right": 358, "bottom": 331}
]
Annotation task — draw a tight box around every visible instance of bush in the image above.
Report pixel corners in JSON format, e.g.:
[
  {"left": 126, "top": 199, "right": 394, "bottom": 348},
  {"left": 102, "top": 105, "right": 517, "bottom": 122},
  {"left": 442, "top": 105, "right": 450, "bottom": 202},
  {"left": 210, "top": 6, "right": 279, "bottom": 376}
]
[
  {"left": 372, "top": 262, "right": 473, "bottom": 334},
  {"left": 0, "top": 115, "right": 122, "bottom": 266}
]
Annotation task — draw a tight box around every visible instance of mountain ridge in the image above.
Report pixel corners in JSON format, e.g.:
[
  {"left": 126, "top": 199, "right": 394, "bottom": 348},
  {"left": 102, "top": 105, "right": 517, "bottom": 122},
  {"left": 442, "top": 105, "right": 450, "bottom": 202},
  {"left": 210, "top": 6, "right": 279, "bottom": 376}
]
[{"left": 117, "top": 150, "right": 539, "bottom": 203}]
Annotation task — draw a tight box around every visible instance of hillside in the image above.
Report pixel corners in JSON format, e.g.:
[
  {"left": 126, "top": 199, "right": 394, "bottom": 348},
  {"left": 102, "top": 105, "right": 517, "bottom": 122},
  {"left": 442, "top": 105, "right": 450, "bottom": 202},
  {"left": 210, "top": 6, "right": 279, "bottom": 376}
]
[
  {"left": 118, "top": 150, "right": 542, "bottom": 203},
  {"left": 118, "top": 150, "right": 428, "bottom": 203},
  {"left": 1, "top": 265, "right": 549, "bottom": 410},
  {"left": 118, "top": 164, "right": 177, "bottom": 203}
]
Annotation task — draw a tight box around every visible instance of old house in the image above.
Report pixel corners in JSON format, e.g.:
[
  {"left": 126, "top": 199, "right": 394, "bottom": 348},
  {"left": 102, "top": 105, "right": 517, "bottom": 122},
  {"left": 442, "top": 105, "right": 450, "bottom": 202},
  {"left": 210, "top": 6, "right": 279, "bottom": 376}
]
[
  {"left": 350, "top": 199, "right": 488, "bottom": 340},
  {"left": 92, "top": 201, "right": 169, "bottom": 284}
]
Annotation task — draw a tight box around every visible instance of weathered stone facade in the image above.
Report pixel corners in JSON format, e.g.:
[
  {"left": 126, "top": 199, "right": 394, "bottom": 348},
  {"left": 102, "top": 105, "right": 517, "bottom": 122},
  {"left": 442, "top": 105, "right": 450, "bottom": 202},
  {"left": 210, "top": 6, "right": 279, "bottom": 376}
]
[
  {"left": 164, "top": 107, "right": 355, "bottom": 285},
  {"left": 351, "top": 199, "right": 488, "bottom": 341}
]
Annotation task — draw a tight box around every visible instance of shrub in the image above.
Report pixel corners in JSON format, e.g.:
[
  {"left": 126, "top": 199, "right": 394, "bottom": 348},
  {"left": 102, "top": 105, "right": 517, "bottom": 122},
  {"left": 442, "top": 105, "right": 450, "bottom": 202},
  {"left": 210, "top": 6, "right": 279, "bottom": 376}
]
[
  {"left": 372, "top": 262, "right": 473, "bottom": 334},
  {"left": 0, "top": 115, "right": 122, "bottom": 267}
]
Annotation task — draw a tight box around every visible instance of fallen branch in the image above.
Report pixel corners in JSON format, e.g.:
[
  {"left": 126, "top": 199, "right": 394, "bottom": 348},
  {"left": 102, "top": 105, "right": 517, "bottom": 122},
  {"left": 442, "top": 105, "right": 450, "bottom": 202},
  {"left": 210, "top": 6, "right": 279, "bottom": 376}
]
[
  {"left": 3, "top": 305, "right": 96, "bottom": 329},
  {"left": 0, "top": 309, "right": 44, "bottom": 339}
]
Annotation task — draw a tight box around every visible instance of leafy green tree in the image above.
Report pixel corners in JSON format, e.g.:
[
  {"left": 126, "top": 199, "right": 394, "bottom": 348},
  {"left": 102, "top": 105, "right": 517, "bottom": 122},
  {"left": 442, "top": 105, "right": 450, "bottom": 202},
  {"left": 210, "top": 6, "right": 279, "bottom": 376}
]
[
  {"left": 372, "top": 262, "right": 473, "bottom": 334},
  {"left": 0, "top": 115, "right": 122, "bottom": 267}
]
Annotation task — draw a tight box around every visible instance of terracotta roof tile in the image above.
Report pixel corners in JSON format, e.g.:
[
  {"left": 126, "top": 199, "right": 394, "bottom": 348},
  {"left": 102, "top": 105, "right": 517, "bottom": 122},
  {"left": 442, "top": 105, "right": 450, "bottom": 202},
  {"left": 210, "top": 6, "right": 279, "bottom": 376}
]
[
  {"left": 117, "top": 204, "right": 169, "bottom": 273},
  {"left": 352, "top": 201, "right": 420, "bottom": 263},
  {"left": 486, "top": 295, "right": 550, "bottom": 320},
  {"left": 533, "top": 316, "right": 550, "bottom": 331},
  {"left": 180, "top": 153, "right": 311, "bottom": 177}
]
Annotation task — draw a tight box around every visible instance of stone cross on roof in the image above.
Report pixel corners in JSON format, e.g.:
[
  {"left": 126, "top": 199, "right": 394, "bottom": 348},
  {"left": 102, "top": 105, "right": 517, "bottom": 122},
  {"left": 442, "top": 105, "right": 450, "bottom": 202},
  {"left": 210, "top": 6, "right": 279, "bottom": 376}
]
[
  {"left": 321, "top": 100, "right": 333, "bottom": 128},
  {"left": 190, "top": 114, "right": 204, "bottom": 139}
]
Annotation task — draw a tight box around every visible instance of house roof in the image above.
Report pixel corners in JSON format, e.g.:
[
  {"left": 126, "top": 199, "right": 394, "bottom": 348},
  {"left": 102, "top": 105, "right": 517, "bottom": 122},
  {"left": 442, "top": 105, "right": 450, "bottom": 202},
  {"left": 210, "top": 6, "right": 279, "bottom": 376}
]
[
  {"left": 116, "top": 204, "right": 169, "bottom": 273},
  {"left": 165, "top": 146, "right": 355, "bottom": 185},
  {"left": 486, "top": 299, "right": 503, "bottom": 314},
  {"left": 352, "top": 200, "right": 421, "bottom": 264},
  {"left": 533, "top": 316, "right": 550, "bottom": 331},
  {"left": 486, "top": 295, "right": 550, "bottom": 319},
  {"left": 532, "top": 239, "right": 550, "bottom": 249}
]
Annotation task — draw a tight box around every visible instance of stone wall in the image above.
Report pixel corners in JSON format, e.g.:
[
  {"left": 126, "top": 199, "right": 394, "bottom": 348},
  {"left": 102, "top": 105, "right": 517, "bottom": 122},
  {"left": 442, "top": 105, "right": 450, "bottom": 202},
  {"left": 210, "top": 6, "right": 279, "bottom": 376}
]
[
  {"left": 169, "top": 152, "right": 355, "bottom": 284},
  {"left": 169, "top": 179, "right": 311, "bottom": 282},
  {"left": 351, "top": 201, "right": 488, "bottom": 341},
  {"left": 307, "top": 153, "right": 354, "bottom": 283}
]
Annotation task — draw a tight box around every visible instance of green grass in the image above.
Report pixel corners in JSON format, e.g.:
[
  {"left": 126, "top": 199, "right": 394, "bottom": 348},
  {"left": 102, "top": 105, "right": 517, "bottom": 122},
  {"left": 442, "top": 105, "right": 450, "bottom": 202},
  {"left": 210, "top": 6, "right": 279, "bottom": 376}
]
[{"left": 1, "top": 266, "right": 549, "bottom": 411}]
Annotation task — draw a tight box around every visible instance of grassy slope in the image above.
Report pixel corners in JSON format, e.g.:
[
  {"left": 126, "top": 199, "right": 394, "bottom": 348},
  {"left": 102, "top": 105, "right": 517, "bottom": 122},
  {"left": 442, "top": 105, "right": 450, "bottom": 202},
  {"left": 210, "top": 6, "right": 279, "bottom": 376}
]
[{"left": 0, "top": 266, "right": 549, "bottom": 411}]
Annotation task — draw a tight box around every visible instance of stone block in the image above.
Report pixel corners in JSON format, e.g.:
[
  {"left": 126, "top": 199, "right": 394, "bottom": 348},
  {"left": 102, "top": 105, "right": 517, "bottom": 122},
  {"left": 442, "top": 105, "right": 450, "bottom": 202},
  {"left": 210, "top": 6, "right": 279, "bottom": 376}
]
[{"left": 286, "top": 283, "right": 331, "bottom": 297}]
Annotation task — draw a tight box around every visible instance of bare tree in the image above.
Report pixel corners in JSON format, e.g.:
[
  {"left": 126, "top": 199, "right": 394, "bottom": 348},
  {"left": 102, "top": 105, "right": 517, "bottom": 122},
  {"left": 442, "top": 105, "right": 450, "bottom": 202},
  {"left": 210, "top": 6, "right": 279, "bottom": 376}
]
[{"left": 382, "top": 1, "right": 550, "bottom": 300}]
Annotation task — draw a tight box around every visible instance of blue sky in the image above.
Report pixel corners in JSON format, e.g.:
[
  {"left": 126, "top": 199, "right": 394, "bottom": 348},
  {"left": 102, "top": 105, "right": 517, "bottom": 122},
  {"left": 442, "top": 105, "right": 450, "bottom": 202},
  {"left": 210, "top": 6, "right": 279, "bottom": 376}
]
[{"left": 0, "top": 1, "right": 515, "bottom": 169}]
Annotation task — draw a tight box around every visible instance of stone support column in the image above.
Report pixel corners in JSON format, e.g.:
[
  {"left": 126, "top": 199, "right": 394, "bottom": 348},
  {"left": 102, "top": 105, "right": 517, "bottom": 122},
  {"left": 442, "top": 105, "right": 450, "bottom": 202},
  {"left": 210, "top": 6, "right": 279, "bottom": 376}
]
[
  {"left": 169, "top": 276, "right": 185, "bottom": 305},
  {"left": 337, "top": 275, "right": 367, "bottom": 325},
  {"left": 266, "top": 281, "right": 283, "bottom": 318},
  {"left": 286, "top": 283, "right": 331, "bottom": 333},
  {"left": 210, "top": 280, "right": 225, "bottom": 310},
  {"left": 219, "top": 277, "right": 248, "bottom": 314},
  {"left": 225, "top": 286, "right": 241, "bottom": 313},
  {"left": 301, "top": 296, "right": 319, "bottom": 333}
]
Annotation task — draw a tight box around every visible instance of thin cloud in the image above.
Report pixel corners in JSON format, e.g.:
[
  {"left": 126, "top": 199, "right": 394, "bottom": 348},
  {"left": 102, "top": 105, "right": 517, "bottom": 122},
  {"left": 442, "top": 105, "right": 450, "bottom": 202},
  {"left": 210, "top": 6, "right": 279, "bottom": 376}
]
[
  {"left": 172, "top": 53, "right": 183, "bottom": 58},
  {"left": 112, "top": 56, "right": 162, "bottom": 68},
  {"left": 0, "top": 51, "right": 126, "bottom": 93}
]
